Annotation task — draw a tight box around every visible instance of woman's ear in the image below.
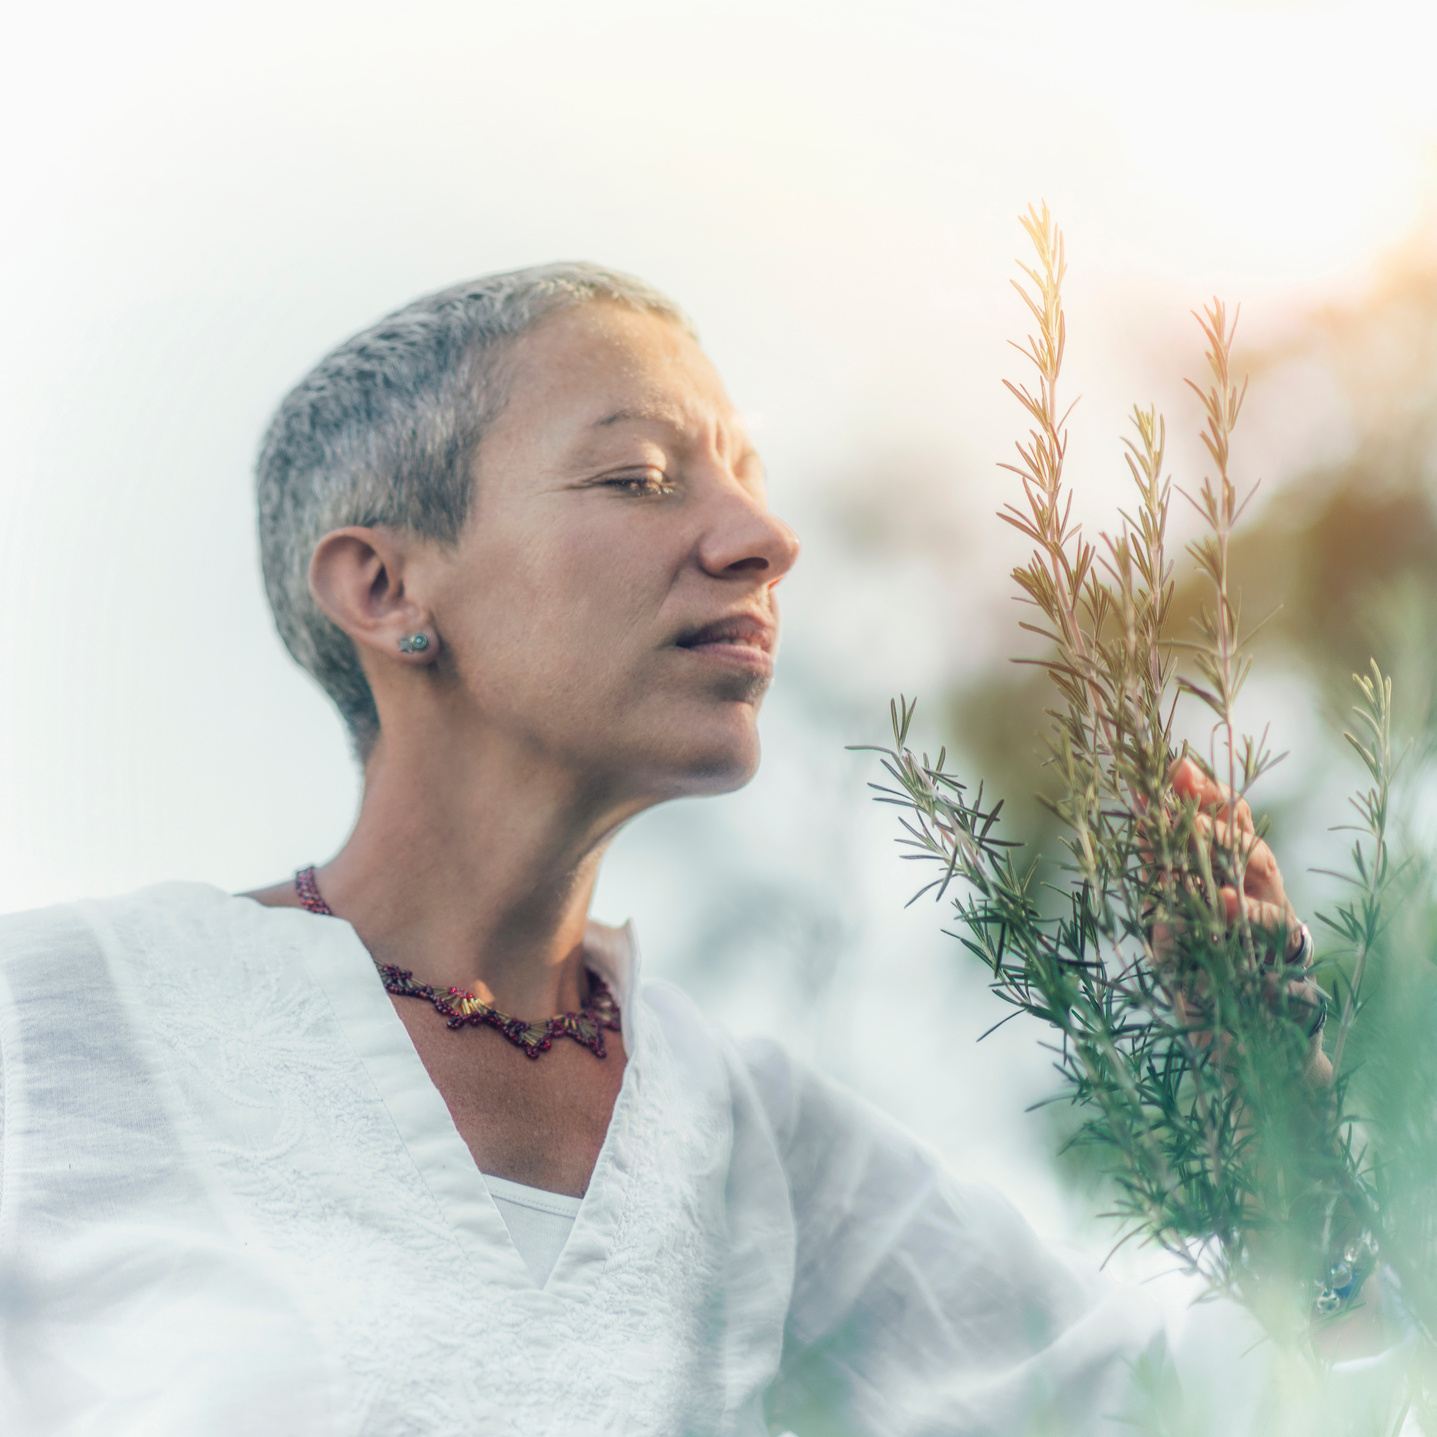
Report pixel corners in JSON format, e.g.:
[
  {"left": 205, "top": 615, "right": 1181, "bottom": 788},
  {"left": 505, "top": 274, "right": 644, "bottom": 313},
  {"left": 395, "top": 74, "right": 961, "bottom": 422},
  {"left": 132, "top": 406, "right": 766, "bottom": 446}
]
[{"left": 308, "top": 527, "right": 438, "bottom": 663}]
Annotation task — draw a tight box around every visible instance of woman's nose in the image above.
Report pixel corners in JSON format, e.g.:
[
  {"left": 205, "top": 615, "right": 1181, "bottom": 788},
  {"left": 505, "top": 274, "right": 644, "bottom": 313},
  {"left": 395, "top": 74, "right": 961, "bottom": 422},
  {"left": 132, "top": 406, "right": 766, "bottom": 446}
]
[{"left": 697, "top": 491, "right": 801, "bottom": 582}]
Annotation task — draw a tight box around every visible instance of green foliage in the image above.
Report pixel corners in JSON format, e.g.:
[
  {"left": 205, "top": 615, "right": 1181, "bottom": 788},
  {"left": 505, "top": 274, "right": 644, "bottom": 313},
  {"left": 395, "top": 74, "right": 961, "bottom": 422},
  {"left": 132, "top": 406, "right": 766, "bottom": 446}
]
[{"left": 857, "top": 206, "right": 1437, "bottom": 1410}]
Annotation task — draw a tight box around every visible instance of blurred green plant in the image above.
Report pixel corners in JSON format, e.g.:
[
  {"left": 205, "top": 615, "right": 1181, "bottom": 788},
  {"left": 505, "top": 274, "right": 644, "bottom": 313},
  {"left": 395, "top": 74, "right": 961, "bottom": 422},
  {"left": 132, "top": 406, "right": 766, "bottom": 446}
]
[{"left": 859, "top": 205, "right": 1435, "bottom": 1430}]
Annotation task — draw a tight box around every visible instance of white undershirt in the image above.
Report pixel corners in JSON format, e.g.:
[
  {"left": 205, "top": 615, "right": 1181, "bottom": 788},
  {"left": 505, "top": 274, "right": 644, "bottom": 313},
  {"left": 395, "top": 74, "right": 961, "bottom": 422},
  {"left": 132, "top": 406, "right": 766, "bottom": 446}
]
[{"left": 482, "top": 1172, "right": 582, "bottom": 1285}]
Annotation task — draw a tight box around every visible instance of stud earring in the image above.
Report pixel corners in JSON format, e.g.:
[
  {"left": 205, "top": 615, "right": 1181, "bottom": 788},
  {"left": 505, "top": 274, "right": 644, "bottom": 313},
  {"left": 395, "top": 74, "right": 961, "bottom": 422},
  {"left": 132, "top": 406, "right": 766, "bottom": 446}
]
[{"left": 398, "top": 632, "right": 431, "bottom": 654}]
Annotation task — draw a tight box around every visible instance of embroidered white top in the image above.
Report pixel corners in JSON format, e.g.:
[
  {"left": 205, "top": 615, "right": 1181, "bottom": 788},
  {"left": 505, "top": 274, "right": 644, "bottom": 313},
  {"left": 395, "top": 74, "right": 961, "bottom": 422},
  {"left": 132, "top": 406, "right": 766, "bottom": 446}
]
[{"left": 0, "top": 883, "right": 1158, "bottom": 1436}]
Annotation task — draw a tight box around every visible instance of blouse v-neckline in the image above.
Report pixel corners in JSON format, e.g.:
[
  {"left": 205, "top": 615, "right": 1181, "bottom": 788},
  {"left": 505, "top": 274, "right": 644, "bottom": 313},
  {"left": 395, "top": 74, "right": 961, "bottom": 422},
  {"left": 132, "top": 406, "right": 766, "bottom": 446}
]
[{"left": 289, "top": 899, "right": 644, "bottom": 1298}]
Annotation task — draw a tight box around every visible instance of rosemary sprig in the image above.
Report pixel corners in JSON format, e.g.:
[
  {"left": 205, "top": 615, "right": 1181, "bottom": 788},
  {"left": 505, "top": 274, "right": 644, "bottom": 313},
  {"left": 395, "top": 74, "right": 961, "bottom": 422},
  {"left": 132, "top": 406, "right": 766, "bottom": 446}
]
[{"left": 856, "top": 208, "right": 1422, "bottom": 1407}]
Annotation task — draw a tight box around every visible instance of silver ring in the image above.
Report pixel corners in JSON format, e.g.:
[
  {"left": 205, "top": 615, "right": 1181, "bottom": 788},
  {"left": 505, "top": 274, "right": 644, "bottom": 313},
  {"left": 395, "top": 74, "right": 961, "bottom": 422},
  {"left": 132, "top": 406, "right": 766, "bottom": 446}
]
[{"left": 1286, "top": 920, "right": 1314, "bottom": 969}]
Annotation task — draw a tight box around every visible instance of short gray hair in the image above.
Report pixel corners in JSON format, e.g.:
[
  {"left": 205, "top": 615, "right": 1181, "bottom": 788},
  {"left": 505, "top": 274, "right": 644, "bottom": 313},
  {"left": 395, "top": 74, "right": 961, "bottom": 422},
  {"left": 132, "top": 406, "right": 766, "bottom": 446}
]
[{"left": 256, "top": 262, "right": 695, "bottom": 758}]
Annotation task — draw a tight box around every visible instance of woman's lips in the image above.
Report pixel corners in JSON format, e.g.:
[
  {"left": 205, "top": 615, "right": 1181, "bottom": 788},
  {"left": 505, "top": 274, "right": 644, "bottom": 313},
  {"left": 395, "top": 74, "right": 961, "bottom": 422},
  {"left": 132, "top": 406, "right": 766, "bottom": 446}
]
[
  {"left": 684, "top": 641, "right": 773, "bottom": 673},
  {"left": 674, "top": 613, "right": 776, "bottom": 671}
]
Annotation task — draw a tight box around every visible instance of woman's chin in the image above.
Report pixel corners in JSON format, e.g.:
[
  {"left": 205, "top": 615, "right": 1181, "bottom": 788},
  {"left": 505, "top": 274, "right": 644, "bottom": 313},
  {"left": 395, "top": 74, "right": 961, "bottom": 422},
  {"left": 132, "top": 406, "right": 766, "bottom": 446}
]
[
  {"left": 643, "top": 729, "right": 762, "bottom": 800},
  {"left": 585, "top": 699, "right": 764, "bottom": 804},
  {"left": 690, "top": 753, "right": 761, "bottom": 797}
]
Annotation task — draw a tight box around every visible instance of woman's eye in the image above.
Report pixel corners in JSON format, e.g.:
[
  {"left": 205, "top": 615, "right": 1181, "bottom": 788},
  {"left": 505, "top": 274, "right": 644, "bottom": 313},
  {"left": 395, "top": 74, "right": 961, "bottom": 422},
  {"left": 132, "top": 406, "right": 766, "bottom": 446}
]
[{"left": 606, "top": 473, "right": 675, "bottom": 496}]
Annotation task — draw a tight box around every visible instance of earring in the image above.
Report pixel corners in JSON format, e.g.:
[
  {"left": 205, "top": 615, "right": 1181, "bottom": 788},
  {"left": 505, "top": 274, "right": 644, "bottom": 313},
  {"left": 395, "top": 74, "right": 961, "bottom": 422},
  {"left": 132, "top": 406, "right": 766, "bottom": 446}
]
[{"left": 398, "top": 632, "right": 431, "bottom": 654}]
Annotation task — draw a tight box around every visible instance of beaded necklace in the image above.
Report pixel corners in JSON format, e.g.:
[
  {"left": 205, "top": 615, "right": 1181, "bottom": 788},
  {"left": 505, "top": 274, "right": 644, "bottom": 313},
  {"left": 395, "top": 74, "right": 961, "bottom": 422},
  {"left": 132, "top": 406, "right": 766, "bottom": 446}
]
[{"left": 293, "top": 867, "right": 621, "bottom": 1060}]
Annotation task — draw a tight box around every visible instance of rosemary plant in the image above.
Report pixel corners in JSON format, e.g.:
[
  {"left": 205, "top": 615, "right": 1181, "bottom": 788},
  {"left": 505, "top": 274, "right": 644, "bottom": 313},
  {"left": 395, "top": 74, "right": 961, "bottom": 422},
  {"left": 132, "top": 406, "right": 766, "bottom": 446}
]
[{"left": 858, "top": 206, "right": 1415, "bottom": 1379}]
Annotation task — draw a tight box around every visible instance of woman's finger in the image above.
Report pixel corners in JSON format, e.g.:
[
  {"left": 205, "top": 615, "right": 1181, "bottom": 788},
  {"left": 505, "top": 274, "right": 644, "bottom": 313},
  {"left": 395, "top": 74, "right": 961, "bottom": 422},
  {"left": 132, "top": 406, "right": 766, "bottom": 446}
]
[
  {"left": 1218, "top": 888, "right": 1301, "bottom": 957},
  {"left": 1240, "top": 893, "right": 1288, "bottom": 936},
  {"left": 1199, "top": 818, "right": 1287, "bottom": 906},
  {"left": 1169, "top": 757, "right": 1254, "bottom": 832}
]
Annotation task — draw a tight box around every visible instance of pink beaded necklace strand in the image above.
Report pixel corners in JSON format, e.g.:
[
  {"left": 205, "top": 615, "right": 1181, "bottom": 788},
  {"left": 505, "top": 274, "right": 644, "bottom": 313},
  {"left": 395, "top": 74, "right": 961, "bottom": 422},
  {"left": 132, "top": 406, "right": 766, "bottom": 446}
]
[{"left": 293, "top": 867, "right": 621, "bottom": 1060}]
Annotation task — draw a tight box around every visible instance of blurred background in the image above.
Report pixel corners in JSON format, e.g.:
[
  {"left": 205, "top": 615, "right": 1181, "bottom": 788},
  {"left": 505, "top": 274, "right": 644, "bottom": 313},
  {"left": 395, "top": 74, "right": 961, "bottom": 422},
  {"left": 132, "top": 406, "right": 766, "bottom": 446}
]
[{"left": 3, "top": 0, "right": 1436, "bottom": 1324}]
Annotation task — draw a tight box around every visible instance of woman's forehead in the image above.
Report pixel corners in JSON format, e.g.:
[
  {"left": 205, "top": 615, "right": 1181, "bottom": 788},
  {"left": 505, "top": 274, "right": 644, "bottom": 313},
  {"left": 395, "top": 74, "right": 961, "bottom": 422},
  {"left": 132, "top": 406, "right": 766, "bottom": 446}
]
[{"left": 501, "top": 303, "right": 735, "bottom": 434}]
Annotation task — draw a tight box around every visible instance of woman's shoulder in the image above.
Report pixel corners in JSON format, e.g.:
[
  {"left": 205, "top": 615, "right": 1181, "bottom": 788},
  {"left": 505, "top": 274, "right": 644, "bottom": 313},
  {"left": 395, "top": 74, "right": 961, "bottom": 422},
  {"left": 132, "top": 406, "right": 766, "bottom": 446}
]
[
  {"left": 0, "top": 885, "right": 294, "bottom": 1113},
  {"left": 0, "top": 882, "right": 304, "bottom": 986},
  {"left": 631, "top": 985, "right": 941, "bottom": 1178},
  {"left": 0, "top": 882, "right": 199, "bottom": 961},
  {"left": 633, "top": 980, "right": 805, "bottom": 1080}
]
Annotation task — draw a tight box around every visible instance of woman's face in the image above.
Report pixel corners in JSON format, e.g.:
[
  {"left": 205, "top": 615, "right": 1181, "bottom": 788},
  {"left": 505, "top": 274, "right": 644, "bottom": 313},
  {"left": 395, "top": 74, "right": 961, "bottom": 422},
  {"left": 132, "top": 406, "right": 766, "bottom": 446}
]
[{"left": 422, "top": 301, "right": 799, "bottom": 803}]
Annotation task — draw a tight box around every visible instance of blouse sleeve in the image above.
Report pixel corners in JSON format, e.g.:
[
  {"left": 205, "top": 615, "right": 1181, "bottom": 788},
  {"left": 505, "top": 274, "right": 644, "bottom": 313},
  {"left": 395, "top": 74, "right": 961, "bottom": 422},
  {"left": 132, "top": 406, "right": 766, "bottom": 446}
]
[{"left": 741, "top": 1036, "right": 1161, "bottom": 1437}]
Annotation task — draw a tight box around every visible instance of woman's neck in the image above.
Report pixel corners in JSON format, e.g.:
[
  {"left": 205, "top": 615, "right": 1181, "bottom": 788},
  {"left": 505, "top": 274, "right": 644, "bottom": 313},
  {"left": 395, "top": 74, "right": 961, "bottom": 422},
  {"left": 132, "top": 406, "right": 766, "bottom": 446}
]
[{"left": 260, "top": 727, "right": 641, "bottom": 1019}]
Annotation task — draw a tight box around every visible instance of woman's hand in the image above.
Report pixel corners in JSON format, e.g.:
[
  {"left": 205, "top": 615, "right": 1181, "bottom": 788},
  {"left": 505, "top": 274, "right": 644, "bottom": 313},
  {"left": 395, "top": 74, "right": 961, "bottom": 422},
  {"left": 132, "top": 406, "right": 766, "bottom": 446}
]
[{"left": 1164, "top": 758, "right": 1332, "bottom": 1086}]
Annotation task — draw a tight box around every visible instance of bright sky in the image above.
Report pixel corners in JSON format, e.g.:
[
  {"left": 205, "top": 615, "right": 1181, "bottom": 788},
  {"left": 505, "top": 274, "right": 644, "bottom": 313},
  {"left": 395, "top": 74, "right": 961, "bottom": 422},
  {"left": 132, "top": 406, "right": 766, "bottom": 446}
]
[{"left": 1, "top": 0, "right": 1433, "bottom": 1254}]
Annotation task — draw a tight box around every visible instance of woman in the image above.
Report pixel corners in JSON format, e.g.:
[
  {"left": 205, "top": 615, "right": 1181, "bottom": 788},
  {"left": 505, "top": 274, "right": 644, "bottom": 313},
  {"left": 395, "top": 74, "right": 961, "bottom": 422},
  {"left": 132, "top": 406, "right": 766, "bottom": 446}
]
[{"left": 0, "top": 264, "right": 1318, "bottom": 1434}]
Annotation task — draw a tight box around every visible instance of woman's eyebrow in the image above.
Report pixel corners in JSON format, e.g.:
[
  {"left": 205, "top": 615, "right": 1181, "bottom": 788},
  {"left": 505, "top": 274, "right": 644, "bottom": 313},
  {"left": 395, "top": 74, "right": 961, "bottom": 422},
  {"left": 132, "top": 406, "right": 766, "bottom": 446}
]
[
  {"left": 587, "top": 407, "right": 760, "bottom": 471},
  {"left": 590, "top": 406, "right": 686, "bottom": 431}
]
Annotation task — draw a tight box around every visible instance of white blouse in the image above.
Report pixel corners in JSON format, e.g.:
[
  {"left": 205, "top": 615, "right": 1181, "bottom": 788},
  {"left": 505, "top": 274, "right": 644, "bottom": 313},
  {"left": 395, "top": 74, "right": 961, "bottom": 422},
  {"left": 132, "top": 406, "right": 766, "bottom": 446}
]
[{"left": 0, "top": 883, "right": 1159, "bottom": 1436}]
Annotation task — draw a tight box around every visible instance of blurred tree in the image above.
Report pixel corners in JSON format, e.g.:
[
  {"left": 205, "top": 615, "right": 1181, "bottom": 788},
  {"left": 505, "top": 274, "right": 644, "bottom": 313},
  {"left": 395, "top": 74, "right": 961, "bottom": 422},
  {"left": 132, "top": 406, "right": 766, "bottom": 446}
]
[{"left": 1190, "top": 221, "right": 1437, "bottom": 731}]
